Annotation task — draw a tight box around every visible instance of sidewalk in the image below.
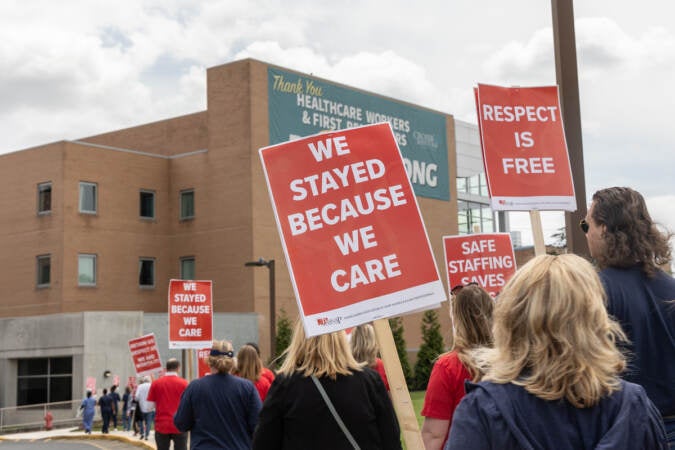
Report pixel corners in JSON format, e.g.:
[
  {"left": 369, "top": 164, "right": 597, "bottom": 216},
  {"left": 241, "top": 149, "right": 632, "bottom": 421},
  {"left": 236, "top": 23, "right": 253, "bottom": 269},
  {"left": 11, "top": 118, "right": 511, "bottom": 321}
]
[{"left": 0, "top": 426, "right": 156, "bottom": 449}]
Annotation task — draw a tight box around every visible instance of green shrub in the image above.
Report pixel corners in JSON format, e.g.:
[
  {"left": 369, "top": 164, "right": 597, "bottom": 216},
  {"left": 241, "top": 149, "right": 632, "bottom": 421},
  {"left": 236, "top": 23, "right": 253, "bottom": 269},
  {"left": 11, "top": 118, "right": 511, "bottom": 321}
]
[
  {"left": 413, "top": 310, "right": 444, "bottom": 390},
  {"left": 274, "top": 308, "right": 293, "bottom": 368},
  {"left": 389, "top": 317, "right": 413, "bottom": 388}
]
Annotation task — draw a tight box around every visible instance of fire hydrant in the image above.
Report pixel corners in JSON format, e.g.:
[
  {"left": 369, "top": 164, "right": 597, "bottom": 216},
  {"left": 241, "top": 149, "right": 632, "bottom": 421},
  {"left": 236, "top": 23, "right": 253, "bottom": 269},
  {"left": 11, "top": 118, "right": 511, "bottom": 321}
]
[{"left": 44, "top": 411, "right": 53, "bottom": 430}]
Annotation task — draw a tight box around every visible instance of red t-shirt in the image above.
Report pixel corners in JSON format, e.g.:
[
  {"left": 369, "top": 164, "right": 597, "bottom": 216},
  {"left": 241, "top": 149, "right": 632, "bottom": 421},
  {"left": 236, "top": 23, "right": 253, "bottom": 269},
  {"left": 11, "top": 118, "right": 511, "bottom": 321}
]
[
  {"left": 261, "top": 367, "right": 275, "bottom": 385},
  {"left": 374, "top": 358, "right": 390, "bottom": 391},
  {"left": 254, "top": 376, "right": 272, "bottom": 402},
  {"left": 147, "top": 373, "right": 188, "bottom": 434},
  {"left": 421, "top": 352, "right": 471, "bottom": 447}
]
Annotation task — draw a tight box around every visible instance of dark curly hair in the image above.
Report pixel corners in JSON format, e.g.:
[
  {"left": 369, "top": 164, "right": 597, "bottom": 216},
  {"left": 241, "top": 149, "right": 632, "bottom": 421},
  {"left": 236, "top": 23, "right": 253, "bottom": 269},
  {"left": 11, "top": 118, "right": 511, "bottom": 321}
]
[{"left": 591, "top": 187, "right": 672, "bottom": 277}]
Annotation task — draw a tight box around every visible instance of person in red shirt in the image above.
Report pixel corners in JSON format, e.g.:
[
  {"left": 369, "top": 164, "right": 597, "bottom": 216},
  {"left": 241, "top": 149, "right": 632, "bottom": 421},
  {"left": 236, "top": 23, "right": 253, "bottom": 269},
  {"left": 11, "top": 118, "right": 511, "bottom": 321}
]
[
  {"left": 349, "top": 323, "right": 389, "bottom": 391},
  {"left": 235, "top": 345, "right": 272, "bottom": 401},
  {"left": 245, "top": 342, "right": 276, "bottom": 385},
  {"left": 421, "top": 283, "right": 494, "bottom": 450},
  {"left": 147, "top": 358, "right": 188, "bottom": 450}
]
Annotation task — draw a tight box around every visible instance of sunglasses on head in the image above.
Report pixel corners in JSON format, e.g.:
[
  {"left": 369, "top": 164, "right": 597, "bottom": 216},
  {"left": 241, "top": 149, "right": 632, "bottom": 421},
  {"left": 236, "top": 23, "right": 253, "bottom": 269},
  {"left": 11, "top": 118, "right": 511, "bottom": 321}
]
[
  {"left": 451, "top": 282, "right": 479, "bottom": 295},
  {"left": 579, "top": 219, "right": 589, "bottom": 234}
]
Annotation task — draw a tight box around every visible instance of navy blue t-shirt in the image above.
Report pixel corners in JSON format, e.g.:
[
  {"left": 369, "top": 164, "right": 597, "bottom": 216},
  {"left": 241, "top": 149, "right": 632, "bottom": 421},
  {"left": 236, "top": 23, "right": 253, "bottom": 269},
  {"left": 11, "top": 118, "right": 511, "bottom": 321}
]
[{"left": 600, "top": 265, "right": 675, "bottom": 416}]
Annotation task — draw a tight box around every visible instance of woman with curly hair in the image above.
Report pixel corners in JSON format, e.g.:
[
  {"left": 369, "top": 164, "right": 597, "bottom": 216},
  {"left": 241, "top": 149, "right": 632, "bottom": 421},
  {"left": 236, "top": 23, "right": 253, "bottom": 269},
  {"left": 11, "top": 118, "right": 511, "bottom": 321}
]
[
  {"left": 445, "top": 254, "right": 667, "bottom": 450},
  {"left": 252, "top": 320, "right": 401, "bottom": 450},
  {"left": 584, "top": 187, "right": 675, "bottom": 446},
  {"left": 421, "top": 283, "right": 493, "bottom": 450},
  {"left": 174, "top": 339, "right": 262, "bottom": 450}
]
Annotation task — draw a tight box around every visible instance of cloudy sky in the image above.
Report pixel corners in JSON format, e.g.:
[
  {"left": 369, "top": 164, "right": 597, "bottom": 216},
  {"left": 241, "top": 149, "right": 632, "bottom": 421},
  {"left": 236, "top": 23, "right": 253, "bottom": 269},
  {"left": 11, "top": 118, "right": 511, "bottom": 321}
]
[{"left": 2, "top": 0, "right": 674, "bottom": 247}]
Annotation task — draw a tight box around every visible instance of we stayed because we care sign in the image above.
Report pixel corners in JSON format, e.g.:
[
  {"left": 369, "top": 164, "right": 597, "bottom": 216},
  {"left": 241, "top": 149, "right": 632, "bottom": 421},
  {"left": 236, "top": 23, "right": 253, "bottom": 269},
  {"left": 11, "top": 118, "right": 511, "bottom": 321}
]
[{"left": 260, "top": 122, "right": 446, "bottom": 337}]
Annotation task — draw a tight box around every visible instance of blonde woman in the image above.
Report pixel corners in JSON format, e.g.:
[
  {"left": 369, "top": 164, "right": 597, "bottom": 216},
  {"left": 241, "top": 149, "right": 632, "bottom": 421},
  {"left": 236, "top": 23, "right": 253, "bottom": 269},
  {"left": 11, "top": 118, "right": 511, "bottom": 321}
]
[
  {"left": 174, "top": 340, "right": 262, "bottom": 450},
  {"left": 445, "top": 254, "right": 667, "bottom": 450},
  {"left": 422, "top": 283, "right": 493, "bottom": 450},
  {"left": 252, "top": 320, "right": 401, "bottom": 450},
  {"left": 350, "top": 323, "right": 389, "bottom": 391},
  {"left": 235, "top": 344, "right": 272, "bottom": 401}
]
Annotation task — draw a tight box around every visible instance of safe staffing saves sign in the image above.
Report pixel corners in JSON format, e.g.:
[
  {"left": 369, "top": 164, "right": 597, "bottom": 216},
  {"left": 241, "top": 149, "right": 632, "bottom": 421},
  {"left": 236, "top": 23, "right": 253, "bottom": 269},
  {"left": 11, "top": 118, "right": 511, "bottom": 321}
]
[
  {"left": 475, "top": 84, "right": 576, "bottom": 211},
  {"left": 260, "top": 123, "right": 446, "bottom": 337},
  {"left": 443, "top": 233, "right": 516, "bottom": 297},
  {"left": 168, "top": 280, "right": 213, "bottom": 349}
]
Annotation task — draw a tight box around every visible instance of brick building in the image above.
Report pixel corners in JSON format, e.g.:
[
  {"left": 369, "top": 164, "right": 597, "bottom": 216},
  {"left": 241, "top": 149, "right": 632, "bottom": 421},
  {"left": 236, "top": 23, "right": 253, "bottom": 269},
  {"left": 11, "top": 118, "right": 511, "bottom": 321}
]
[{"left": 0, "top": 58, "right": 504, "bottom": 409}]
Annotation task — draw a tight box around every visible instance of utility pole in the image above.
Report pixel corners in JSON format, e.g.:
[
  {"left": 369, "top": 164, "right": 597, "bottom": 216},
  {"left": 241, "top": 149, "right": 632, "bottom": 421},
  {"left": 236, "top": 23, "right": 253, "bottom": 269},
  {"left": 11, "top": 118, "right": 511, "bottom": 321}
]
[{"left": 551, "top": 0, "right": 590, "bottom": 257}]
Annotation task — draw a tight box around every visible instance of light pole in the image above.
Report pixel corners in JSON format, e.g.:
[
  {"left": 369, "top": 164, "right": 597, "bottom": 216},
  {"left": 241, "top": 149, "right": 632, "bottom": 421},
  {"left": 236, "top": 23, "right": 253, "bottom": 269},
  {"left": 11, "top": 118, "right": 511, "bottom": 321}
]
[{"left": 244, "top": 258, "right": 276, "bottom": 362}]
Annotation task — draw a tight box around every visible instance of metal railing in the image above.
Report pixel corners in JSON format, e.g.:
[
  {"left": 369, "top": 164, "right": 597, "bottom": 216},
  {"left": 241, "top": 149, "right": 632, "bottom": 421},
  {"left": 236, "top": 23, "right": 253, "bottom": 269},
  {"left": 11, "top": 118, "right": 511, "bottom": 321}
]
[{"left": 0, "top": 400, "right": 97, "bottom": 433}]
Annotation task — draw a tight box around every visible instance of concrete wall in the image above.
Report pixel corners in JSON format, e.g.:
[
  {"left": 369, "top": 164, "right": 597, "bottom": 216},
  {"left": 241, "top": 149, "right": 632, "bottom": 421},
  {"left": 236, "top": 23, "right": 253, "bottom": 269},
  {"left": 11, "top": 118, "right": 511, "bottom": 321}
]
[{"left": 0, "top": 311, "right": 258, "bottom": 408}]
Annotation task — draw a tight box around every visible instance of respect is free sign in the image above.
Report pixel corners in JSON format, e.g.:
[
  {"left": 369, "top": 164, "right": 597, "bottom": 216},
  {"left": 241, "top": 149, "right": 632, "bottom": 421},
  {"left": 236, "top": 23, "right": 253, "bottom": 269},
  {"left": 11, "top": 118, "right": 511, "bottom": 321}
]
[
  {"left": 260, "top": 123, "right": 446, "bottom": 337},
  {"left": 475, "top": 84, "right": 576, "bottom": 211}
]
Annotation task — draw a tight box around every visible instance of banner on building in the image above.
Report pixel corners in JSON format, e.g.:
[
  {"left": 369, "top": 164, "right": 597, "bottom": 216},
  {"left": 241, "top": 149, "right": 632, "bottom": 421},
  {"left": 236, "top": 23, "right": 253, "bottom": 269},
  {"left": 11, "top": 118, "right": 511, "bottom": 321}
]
[
  {"left": 268, "top": 67, "right": 450, "bottom": 201},
  {"left": 260, "top": 122, "right": 446, "bottom": 337},
  {"left": 443, "top": 233, "right": 516, "bottom": 297},
  {"left": 168, "top": 280, "right": 213, "bottom": 349},
  {"left": 128, "top": 333, "right": 163, "bottom": 376},
  {"left": 474, "top": 83, "right": 576, "bottom": 211}
]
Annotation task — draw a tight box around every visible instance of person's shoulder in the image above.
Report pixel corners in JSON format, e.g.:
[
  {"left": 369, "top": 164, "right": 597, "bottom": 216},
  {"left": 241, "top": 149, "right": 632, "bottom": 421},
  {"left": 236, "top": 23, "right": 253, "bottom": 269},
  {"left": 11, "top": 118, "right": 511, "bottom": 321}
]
[
  {"left": 617, "top": 379, "right": 650, "bottom": 402},
  {"left": 464, "top": 380, "right": 519, "bottom": 403},
  {"left": 433, "top": 351, "right": 465, "bottom": 372}
]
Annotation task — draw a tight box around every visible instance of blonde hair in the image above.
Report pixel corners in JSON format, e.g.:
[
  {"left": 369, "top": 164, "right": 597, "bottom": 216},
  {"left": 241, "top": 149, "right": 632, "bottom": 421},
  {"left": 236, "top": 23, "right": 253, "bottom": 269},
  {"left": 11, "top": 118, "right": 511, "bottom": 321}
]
[
  {"left": 350, "top": 323, "right": 379, "bottom": 367},
  {"left": 450, "top": 284, "right": 494, "bottom": 380},
  {"left": 278, "top": 320, "right": 362, "bottom": 379},
  {"left": 482, "top": 254, "right": 626, "bottom": 407},
  {"left": 208, "top": 340, "right": 235, "bottom": 374},
  {"left": 235, "top": 344, "right": 262, "bottom": 382}
]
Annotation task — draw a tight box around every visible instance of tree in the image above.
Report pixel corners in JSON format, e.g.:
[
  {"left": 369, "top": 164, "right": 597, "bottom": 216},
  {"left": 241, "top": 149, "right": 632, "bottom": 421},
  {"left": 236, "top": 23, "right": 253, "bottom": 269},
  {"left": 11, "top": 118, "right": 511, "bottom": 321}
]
[
  {"left": 389, "top": 317, "right": 413, "bottom": 388},
  {"left": 413, "top": 310, "right": 445, "bottom": 390},
  {"left": 274, "top": 308, "right": 293, "bottom": 369}
]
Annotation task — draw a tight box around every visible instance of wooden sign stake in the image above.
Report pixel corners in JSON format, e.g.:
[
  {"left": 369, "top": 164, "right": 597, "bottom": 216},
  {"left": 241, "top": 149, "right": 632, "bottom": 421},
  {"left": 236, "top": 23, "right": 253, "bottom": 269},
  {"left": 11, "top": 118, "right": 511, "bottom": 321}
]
[{"left": 373, "top": 319, "right": 424, "bottom": 450}]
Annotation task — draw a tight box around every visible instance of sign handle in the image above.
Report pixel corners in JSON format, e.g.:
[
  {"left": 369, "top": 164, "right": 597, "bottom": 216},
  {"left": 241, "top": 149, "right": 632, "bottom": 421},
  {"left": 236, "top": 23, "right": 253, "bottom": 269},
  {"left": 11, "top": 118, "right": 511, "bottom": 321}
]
[
  {"left": 529, "top": 210, "right": 547, "bottom": 256},
  {"left": 187, "top": 349, "right": 194, "bottom": 381},
  {"left": 372, "top": 319, "right": 424, "bottom": 450}
]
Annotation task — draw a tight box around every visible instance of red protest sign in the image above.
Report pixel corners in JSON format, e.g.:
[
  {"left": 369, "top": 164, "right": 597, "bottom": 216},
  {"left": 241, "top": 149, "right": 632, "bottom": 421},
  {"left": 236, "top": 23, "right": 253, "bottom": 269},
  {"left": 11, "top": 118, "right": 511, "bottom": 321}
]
[
  {"left": 260, "top": 122, "right": 445, "bottom": 337},
  {"left": 475, "top": 84, "right": 576, "bottom": 211},
  {"left": 128, "top": 333, "right": 162, "bottom": 376},
  {"left": 197, "top": 348, "right": 211, "bottom": 378},
  {"left": 168, "top": 280, "right": 213, "bottom": 349},
  {"left": 443, "top": 233, "right": 516, "bottom": 297},
  {"left": 85, "top": 377, "right": 96, "bottom": 393}
]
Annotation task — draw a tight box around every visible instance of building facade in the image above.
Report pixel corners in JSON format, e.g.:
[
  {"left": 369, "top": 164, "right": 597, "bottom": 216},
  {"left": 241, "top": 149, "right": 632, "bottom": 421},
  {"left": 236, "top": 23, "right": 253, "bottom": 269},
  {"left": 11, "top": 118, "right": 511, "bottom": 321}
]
[{"left": 0, "top": 59, "right": 506, "bottom": 409}]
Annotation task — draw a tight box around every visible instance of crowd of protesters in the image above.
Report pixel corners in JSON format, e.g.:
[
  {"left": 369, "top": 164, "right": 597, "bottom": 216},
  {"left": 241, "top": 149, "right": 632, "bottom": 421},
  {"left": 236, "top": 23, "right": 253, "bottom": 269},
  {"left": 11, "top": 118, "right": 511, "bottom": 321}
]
[{"left": 80, "top": 186, "right": 673, "bottom": 449}]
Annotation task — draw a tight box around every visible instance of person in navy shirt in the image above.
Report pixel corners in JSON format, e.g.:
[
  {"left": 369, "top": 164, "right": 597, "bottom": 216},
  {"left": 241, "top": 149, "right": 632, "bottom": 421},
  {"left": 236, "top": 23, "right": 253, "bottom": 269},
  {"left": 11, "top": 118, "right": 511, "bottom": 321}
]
[
  {"left": 584, "top": 186, "right": 675, "bottom": 447},
  {"left": 446, "top": 254, "right": 667, "bottom": 449},
  {"left": 174, "top": 340, "right": 261, "bottom": 450}
]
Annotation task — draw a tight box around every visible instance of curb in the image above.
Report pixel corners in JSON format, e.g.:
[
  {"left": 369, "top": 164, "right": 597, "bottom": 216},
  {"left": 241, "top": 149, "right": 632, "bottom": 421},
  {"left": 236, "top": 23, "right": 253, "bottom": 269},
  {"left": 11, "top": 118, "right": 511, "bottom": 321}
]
[
  {"left": 48, "top": 434, "right": 155, "bottom": 449},
  {"left": 0, "top": 431, "right": 154, "bottom": 449}
]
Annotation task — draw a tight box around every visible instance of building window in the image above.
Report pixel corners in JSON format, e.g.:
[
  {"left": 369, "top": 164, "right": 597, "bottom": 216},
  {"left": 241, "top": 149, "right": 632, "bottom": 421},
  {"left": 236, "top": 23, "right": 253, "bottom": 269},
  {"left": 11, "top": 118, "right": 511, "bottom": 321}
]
[
  {"left": 78, "top": 254, "right": 96, "bottom": 286},
  {"left": 180, "top": 257, "right": 195, "bottom": 280},
  {"left": 36, "top": 255, "right": 51, "bottom": 288},
  {"left": 37, "top": 182, "right": 52, "bottom": 214},
  {"left": 456, "top": 177, "right": 467, "bottom": 195},
  {"left": 139, "top": 258, "right": 155, "bottom": 287},
  {"left": 79, "top": 182, "right": 97, "bottom": 214},
  {"left": 140, "top": 190, "right": 155, "bottom": 219},
  {"left": 17, "top": 357, "right": 72, "bottom": 406},
  {"left": 457, "top": 200, "right": 495, "bottom": 234},
  {"left": 180, "top": 189, "right": 194, "bottom": 220}
]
